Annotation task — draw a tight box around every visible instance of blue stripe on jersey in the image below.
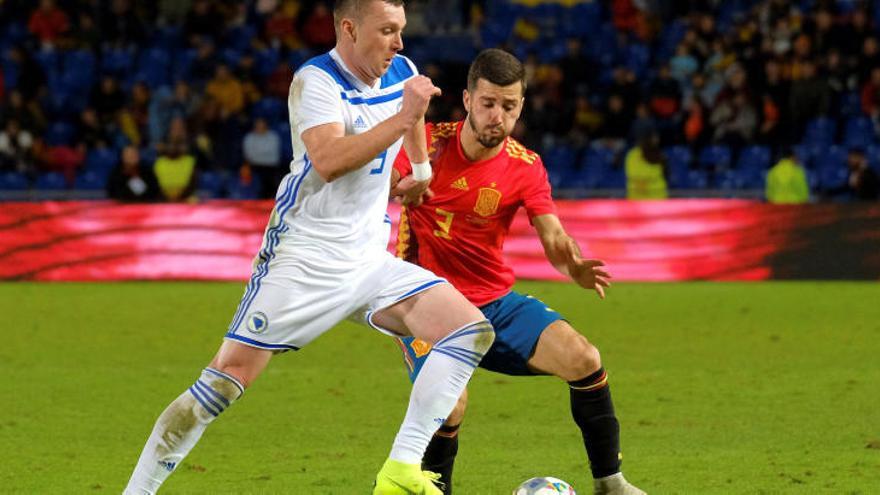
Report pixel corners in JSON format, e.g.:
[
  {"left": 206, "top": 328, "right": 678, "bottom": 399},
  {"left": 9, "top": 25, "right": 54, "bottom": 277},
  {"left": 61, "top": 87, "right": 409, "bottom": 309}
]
[
  {"left": 381, "top": 56, "right": 415, "bottom": 88},
  {"left": 224, "top": 333, "right": 301, "bottom": 351},
  {"left": 394, "top": 279, "right": 446, "bottom": 303},
  {"left": 342, "top": 90, "right": 403, "bottom": 106},
  {"left": 300, "top": 53, "right": 357, "bottom": 92},
  {"left": 228, "top": 161, "right": 312, "bottom": 333}
]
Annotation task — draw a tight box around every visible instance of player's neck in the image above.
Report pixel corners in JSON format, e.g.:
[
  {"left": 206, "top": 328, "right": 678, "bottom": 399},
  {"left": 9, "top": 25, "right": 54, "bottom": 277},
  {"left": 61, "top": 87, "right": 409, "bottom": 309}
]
[
  {"left": 460, "top": 121, "right": 504, "bottom": 163},
  {"left": 335, "top": 44, "right": 378, "bottom": 88}
]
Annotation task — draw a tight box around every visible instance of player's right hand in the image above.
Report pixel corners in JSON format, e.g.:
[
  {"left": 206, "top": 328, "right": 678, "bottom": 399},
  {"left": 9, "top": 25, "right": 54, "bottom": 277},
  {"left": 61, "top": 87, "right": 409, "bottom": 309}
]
[
  {"left": 391, "top": 173, "right": 434, "bottom": 207},
  {"left": 400, "top": 76, "right": 441, "bottom": 126}
]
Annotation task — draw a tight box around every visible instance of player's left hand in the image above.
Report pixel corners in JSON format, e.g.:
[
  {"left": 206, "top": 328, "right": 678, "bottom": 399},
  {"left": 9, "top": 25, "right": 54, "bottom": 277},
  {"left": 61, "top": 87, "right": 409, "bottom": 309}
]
[
  {"left": 569, "top": 257, "right": 612, "bottom": 299},
  {"left": 391, "top": 174, "right": 434, "bottom": 207}
]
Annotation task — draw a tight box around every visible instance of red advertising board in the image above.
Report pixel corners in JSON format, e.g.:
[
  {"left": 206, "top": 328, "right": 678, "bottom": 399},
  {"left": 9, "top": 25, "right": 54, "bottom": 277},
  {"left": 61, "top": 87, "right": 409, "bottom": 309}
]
[{"left": 1, "top": 200, "right": 878, "bottom": 281}]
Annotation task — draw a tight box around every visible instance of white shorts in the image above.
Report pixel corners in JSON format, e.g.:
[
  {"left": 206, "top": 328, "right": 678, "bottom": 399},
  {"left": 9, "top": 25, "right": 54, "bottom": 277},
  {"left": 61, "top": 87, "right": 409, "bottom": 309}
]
[{"left": 225, "top": 248, "right": 446, "bottom": 351}]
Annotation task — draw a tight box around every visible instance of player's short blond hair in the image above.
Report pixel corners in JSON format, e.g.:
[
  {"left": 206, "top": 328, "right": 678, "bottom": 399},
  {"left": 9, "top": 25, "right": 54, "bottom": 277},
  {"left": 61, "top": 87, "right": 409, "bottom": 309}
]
[{"left": 333, "top": 0, "right": 405, "bottom": 33}]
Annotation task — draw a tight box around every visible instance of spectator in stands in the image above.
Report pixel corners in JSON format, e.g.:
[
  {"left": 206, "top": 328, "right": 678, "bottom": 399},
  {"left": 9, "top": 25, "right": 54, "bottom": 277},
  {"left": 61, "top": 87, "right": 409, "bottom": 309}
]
[
  {"left": 27, "top": 0, "right": 69, "bottom": 47},
  {"left": 264, "top": 0, "right": 301, "bottom": 50},
  {"left": 190, "top": 37, "right": 220, "bottom": 88},
  {"left": 78, "top": 108, "right": 111, "bottom": 149},
  {"left": 608, "top": 66, "right": 640, "bottom": 117},
  {"left": 72, "top": 12, "right": 101, "bottom": 50},
  {"left": 625, "top": 133, "right": 668, "bottom": 200},
  {"left": 711, "top": 92, "right": 758, "bottom": 147},
  {"left": 266, "top": 60, "right": 294, "bottom": 100},
  {"left": 5, "top": 46, "right": 46, "bottom": 101},
  {"left": 766, "top": 149, "right": 809, "bottom": 204},
  {"left": 789, "top": 60, "right": 831, "bottom": 138},
  {"left": 1, "top": 90, "right": 47, "bottom": 134},
  {"left": 846, "top": 148, "right": 880, "bottom": 200},
  {"left": 857, "top": 36, "right": 880, "bottom": 85},
  {"left": 300, "top": 2, "right": 336, "bottom": 50},
  {"left": 568, "top": 95, "right": 603, "bottom": 147},
  {"left": 242, "top": 117, "right": 282, "bottom": 198},
  {"left": 597, "top": 94, "right": 632, "bottom": 152},
  {"left": 669, "top": 43, "right": 699, "bottom": 86},
  {"left": 117, "top": 82, "right": 151, "bottom": 146},
  {"left": 559, "top": 39, "right": 590, "bottom": 98},
  {"left": 206, "top": 64, "right": 245, "bottom": 119},
  {"left": 107, "top": 145, "right": 159, "bottom": 202},
  {"left": 91, "top": 76, "right": 126, "bottom": 126},
  {"left": 861, "top": 67, "right": 880, "bottom": 123},
  {"left": 102, "top": 0, "right": 146, "bottom": 46},
  {"left": 647, "top": 64, "right": 682, "bottom": 142},
  {"left": 0, "top": 119, "right": 35, "bottom": 174},
  {"left": 184, "top": 0, "right": 224, "bottom": 45},
  {"left": 629, "top": 102, "right": 657, "bottom": 143},
  {"left": 42, "top": 141, "right": 85, "bottom": 184},
  {"left": 154, "top": 121, "right": 197, "bottom": 202}
]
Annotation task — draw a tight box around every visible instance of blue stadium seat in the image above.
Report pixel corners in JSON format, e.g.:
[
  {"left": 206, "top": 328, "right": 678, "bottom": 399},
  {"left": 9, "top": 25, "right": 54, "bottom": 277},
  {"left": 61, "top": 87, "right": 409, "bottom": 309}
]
[
  {"left": 254, "top": 47, "right": 281, "bottom": 78},
  {"left": 698, "top": 145, "right": 732, "bottom": 170},
  {"left": 74, "top": 171, "right": 107, "bottom": 190},
  {"left": 665, "top": 145, "right": 693, "bottom": 168},
  {"left": 275, "top": 122, "right": 293, "bottom": 164},
  {"left": 224, "top": 24, "right": 256, "bottom": 53},
  {"left": 85, "top": 148, "right": 119, "bottom": 174},
  {"left": 226, "top": 175, "right": 261, "bottom": 199},
  {"left": 197, "top": 170, "right": 226, "bottom": 198},
  {"left": 814, "top": 146, "right": 848, "bottom": 191},
  {"left": 35, "top": 172, "right": 68, "bottom": 190},
  {"left": 101, "top": 46, "right": 135, "bottom": 76},
  {"left": 839, "top": 91, "right": 863, "bottom": 117},
  {"left": 598, "top": 166, "right": 626, "bottom": 189},
  {"left": 736, "top": 145, "right": 771, "bottom": 172},
  {"left": 45, "top": 121, "right": 76, "bottom": 146},
  {"left": 867, "top": 144, "right": 880, "bottom": 173},
  {"left": 543, "top": 145, "right": 577, "bottom": 171},
  {"left": 252, "top": 97, "right": 286, "bottom": 124},
  {"left": 803, "top": 117, "right": 837, "bottom": 145},
  {"left": 172, "top": 48, "right": 198, "bottom": 81},
  {"left": 0, "top": 171, "right": 30, "bottom": 190},
  {"left": 843, "top": 117, "right": 876, "bottom": 149}
]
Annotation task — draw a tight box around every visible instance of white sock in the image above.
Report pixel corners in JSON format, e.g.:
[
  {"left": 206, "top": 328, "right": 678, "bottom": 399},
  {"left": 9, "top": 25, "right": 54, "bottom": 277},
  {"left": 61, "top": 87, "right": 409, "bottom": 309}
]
[
  {"left": 389, "top": 320, "right": 494, "bottom": 464},
  {"left": 124, "top": 368, "right": 244, "bottom": 494}
]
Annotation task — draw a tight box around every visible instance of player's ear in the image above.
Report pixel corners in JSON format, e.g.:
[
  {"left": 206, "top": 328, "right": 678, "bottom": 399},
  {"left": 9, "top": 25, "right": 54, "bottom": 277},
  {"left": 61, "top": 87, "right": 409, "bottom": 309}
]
[
  {"left": 462, "top": 89, "right": 470, "bottom": 108},
  {"left": 341, "top": 18, "right": 357, "bottom": 43}
]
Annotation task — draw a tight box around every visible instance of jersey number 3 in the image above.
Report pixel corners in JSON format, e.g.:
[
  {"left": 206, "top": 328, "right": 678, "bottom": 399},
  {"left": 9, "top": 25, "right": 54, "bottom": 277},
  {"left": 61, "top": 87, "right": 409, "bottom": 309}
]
[{"left": 433, "top": 208, "right": 454, "bottom": 239}]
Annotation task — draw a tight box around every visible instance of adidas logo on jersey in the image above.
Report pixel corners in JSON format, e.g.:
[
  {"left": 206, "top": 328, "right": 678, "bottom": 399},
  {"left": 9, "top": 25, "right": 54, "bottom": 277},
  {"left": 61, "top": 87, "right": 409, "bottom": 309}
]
[
  {"left": 451, "top": 177, "right": 469, "bottom": 191},
  {"left": 353, "top": 115, "right": 367, "bottom": 129}
]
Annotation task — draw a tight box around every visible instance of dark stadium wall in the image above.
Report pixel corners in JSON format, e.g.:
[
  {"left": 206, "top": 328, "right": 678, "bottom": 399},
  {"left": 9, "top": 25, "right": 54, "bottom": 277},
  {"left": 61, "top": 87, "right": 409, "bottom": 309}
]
[{"left": 1, "top": 200, "right": 879, "bottom": 281}]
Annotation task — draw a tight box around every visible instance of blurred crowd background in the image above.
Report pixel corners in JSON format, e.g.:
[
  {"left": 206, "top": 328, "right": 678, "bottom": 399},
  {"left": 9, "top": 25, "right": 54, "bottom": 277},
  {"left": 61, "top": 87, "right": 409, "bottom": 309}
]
[{"left": 0, "top": 0, "right": 878, "bottom": 202}]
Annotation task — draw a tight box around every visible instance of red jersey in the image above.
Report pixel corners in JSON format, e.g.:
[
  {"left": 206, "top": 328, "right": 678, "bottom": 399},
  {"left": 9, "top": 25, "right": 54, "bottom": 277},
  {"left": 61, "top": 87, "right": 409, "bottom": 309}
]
[{"left": 394, "top": 121, "right": 556, "bottom": 307}]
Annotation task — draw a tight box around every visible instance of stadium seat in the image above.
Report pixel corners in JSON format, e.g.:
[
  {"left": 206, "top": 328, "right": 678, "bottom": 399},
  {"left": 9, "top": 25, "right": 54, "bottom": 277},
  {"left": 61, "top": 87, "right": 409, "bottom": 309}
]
[
  {"left": 74, "top": 171, "right": 107, "bottom": 190},
  {"left": 543, "top": 145, "right": 577, "bottom": 172},
  {"left": 866, "top": 145, "right": 880, "bottom": 173},
  {"left": 736, "top": 145, "right": 771, "bottom": 173},
  {"left": 839, "top": 91, "right": 862, "bottom": 117},
  {"left": 252, "top": 97, "right": 286, "bottom": 124},
  {"left": 85, "top": 148, "right": 119, "bottom": 175},
  {"left": 0, "top": 171, "right": 30, "bottom": 190},
  {"left": 45, "top": 121, "right": 76, "bottom": 146},
  {"left": 698, "top": 145, "right": 732, "bottom": 170},
  {"left": 35, "top": 172, "right": 68, "bottom": 190},
  {"left": 197, "top": 170, "right": 226, "bottom": 198},
  {"left": 803, "top": 117, "right": 837, "bottom": 146},
  {"left": 226, "top": 175, "right": 261, "bottom": 199},
  {"left": 101, "top": 46, "right": 135, "bottom": 76},
  {"left": 843, "top": 117, "right": 877, "bottom": 149}
]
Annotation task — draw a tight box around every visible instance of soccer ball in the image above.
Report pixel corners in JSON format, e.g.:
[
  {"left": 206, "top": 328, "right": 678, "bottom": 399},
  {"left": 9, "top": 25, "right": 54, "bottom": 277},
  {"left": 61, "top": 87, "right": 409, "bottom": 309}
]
[{"left": 513, "top": 477, "right": 577, "bottom": 495}]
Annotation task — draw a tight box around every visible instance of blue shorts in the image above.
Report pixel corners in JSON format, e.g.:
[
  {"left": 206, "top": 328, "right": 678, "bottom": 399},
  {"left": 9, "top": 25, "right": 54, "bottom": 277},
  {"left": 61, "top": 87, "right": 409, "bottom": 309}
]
[{"left": 397, "top": 291, "right": 563, "bottom": 380}]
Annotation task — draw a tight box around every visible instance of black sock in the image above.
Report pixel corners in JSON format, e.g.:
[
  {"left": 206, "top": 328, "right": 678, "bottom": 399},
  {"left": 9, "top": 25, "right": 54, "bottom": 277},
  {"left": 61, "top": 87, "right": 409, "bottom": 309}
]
[
  {"left": 422, "top": 423, "right": 459, "bottom": 494},
  {"left": 569, "top": 367, "right": 621, "bottom": 479}
]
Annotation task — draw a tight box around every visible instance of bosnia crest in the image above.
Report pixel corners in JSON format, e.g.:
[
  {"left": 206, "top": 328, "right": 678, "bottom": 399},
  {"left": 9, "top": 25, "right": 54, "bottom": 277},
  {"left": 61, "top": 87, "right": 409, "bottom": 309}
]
[{"left": 474, "top": 187, "right": 502, "bottom": 217}]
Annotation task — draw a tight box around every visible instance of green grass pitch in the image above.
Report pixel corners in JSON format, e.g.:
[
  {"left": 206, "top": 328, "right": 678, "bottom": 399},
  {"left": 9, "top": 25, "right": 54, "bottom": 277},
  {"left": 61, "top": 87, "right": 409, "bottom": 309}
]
[{"left": 1, "top": 281, "right": 878, "bottom": 494}]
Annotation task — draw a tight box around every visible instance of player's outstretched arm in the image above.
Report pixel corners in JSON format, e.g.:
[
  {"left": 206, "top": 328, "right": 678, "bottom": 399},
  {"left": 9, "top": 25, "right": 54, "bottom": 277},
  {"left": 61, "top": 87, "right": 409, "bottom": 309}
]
[
  {"left": 533, "top": 214, "right": 612, "bottom": 299},
  {"left": 302, "top": 76, "right": 440, "bottom": 182}
]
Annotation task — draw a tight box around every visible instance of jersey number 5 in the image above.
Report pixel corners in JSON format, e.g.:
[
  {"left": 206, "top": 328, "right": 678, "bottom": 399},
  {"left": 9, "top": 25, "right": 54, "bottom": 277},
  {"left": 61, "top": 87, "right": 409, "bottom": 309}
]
[{"left": 433, "top": 208, "right": 454, "bottom": 239}]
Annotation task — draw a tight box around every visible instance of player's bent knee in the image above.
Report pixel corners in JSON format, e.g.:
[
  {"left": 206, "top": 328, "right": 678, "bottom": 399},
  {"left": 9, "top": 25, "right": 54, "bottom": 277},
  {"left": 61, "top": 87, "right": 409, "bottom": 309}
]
[
  {"left": 447, "top": 391, "right": 468, "bottom": 426},
  {"left": 561, "top": 335, "right": 602, "bottom": 381}
]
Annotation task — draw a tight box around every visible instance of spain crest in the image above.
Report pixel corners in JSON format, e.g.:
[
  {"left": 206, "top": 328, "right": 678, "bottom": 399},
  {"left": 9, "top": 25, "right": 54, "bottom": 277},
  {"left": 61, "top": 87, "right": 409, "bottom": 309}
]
[{"left": 474, "top": 187, "right": 502, "bottom": 217}]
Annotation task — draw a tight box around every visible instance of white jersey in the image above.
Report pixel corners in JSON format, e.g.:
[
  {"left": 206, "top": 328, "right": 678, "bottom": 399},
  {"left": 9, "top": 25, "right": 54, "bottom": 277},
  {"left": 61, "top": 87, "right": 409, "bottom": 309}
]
[{"left": 280, "top": 48, "right": 418, "bottom": 261}]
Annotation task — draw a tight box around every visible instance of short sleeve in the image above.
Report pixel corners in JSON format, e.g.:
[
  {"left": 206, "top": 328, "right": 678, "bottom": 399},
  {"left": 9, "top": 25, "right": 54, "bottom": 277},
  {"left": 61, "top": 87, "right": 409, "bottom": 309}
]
[
  {"left": 291, "top": 68, "right": 345, "bottom": 136},
  {"left": 522, "top": 156, "right": 556, "bottom": 219}
]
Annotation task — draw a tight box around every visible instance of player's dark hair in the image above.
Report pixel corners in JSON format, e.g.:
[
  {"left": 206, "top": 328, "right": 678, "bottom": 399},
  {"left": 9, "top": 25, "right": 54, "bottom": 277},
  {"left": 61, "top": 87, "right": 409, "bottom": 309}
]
[
  {"left": 334, "top": 0, "right": 405, "bottom": 26},
  {"left": 467, "top": 49, "right": 527, "bottom": 95}
]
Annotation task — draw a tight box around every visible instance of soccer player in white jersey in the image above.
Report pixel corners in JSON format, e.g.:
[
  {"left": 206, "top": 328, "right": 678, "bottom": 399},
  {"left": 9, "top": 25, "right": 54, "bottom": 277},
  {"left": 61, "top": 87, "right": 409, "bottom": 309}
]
[{"left": 122, "top": 1, "right": 494, "bottom": 493}]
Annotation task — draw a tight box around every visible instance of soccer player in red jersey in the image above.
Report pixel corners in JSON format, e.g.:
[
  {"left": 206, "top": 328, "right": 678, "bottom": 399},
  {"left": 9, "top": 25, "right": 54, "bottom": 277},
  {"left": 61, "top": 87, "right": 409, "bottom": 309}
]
[{"left": 389, "top": 49, "right": 645, "bottom": 495}]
